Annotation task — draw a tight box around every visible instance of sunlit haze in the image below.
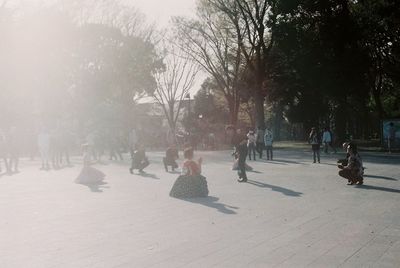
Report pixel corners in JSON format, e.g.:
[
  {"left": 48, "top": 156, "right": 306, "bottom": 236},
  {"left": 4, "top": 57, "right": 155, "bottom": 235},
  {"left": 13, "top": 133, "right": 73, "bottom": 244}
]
[{"left": 125, "top": 0, "right": 196, "bottom": 25}]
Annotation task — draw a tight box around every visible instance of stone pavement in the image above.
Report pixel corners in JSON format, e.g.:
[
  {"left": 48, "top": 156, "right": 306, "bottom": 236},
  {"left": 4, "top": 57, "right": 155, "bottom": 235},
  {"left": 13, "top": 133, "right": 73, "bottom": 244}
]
[{"left": 0, "top": 149, "right": 399, "bottom": 267}]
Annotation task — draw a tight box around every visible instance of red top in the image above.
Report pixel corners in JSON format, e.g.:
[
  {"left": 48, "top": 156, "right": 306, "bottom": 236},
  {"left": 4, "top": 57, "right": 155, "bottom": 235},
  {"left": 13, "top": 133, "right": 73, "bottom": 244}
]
[{"left": 182, "top": 160, "right": 201, "bottom": 176}]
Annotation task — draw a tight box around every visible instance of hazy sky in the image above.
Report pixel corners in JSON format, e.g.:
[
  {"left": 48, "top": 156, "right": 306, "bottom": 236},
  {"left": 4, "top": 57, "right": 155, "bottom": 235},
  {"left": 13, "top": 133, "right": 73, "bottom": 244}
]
[
  {"left": 8, "top": 0, "right": 197, "bottom": 26},
  {"left": 125, "top": 0, "right": 196, "bottom": 26}
]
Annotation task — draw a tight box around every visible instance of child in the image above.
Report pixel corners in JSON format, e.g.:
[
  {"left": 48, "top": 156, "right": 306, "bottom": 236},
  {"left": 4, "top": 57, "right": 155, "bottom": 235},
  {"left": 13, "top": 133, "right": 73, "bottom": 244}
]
[
  {"left": 181, "top": 147, "right": 202, "bottom": 176},
  {"left": 129, "top": 145, "right": 150, "bottom": 174},
  {"left": 163, "top": 145, "right": 179, "bottom": 172}
]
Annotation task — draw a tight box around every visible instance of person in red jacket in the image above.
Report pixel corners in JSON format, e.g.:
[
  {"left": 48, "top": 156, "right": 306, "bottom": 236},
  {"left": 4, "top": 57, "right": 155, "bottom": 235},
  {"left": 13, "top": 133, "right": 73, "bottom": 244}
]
[{"left": 181, "top": 147, "right": 202, "bottom": 176}]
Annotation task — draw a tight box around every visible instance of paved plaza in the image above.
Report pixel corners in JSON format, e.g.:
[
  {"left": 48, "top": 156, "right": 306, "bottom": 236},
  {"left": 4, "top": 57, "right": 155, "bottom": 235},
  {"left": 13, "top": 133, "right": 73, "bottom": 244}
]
[{"left": 1, "top": 149, "right": 399, "bottom": 267}]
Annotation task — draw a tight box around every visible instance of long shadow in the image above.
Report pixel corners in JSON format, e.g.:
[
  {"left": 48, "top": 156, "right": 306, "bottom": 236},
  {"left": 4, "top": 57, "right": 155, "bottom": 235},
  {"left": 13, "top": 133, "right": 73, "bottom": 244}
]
[
  {"left": 355, "top": 184, "right": 400, "bottom": 193},
  {"left": 321, "top": 163, "right": 340, "bottom": 166},
  {"left": 269, "top": 159, "right": 302, "bottom": 165},
  {"left": 79, "top": 181, "right": 109, "bottom": 193},
  {"left": 184, "top": 196, "right": 238, "bottom": 214},
  {"left": 364, "top": 174, "right": 398, "bottom": 181},
  {"left": 246, "top": 180, "right": 303, "bottom": 197},
  {"left": 362, "top": 154, "right": 400, "bottom": 165},
  {"left": 248, "top": 170, "right": 263, "bottom": 174},
  {"left": 260, "top": 161, "right": 287, "bottom": 165},
  {"left": 135, "top": 172, "right": 160, "bottom": 180}
]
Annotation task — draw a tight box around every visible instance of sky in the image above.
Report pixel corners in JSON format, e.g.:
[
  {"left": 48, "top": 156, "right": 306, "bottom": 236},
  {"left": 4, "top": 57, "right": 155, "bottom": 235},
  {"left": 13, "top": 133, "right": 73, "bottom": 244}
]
[
  {"left": 124, "top": 0, "right": 197, "bottom": 26},
  {"left": 8, "top": 0, "right": 197, "bottom": 26},
  {"left": 6, "top": 0, "right": 204, "bottom": 96}
]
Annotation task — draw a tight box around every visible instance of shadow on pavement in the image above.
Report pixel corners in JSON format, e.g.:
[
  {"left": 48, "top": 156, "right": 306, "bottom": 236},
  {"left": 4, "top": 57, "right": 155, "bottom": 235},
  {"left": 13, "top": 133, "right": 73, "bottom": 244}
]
[
  {"left": 246, "top": 180, "right": 303, "bottom": 197},
  {"left": 364, "top": 174, "right": 398, "bottom": 181},
  {"left": 258, "top": 160, "right": 286, "bottom": 165},
  {"left": 248, "top": 170, "right": 263, "bottom": 174},
  {"left": 136, "top": 172, "right": 160, "bottom": 180},
  {"left": 269, "top": 159, "right": 303, "bottom": 165},
  {"left": 321, "top": 163, "right": 339, "bottom": 166},
  {"left": 355, "top": 184, "right": 400, "bottom": 193},
  {"left": 80, "top": 181, "right": 109, "bottom": 193},
  {"left": 185, "top": 196, "right": 238, "bottom": 214}
]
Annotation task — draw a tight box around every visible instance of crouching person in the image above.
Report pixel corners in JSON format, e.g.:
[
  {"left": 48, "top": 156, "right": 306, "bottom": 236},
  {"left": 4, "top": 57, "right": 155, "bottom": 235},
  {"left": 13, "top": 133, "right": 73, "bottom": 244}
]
[
  {"left": 169, "top": 147, "right": 208, "bottom": 198},
  {"left": 338, "top": 143, "right": 363, "bottom": 185},
  {"left": 129, "top": 145, "right": 149, "bottom": 174},
  {"left": 163, "top": 145, "right": 179, "bottom": 172}
]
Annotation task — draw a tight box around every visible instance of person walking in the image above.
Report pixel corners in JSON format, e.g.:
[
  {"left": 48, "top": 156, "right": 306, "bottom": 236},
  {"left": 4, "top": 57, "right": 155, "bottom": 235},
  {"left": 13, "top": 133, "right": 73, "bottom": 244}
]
[
  {"left": 309, "top": 127, "right": 321, "bottom": 163},
  {"left": 235, "top": 136, "right": 248, "bottom": 183},
  {"left": 264, "top": 127, "right": 274, "bottom": 160},
  {"left": 247, "top": 130, "right": 256, "bottom": 160},
  {"left": 322, "top": 127, "right": 336, "bottom": 154}
]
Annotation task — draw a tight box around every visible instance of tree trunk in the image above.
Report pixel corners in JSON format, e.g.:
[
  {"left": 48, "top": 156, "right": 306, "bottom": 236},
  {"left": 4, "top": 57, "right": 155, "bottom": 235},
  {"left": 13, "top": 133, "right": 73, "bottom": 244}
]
[
  {"left": 334, "top": 101, "right": 347, "bottom": 142},
  {"left": 168, "top": 102, "right": 176, "bottom": 133},
  {"left": 254, "top": 90, "right": 265, "bottom": 130},
  {"left": 373, "top": 89, "right": 385, "bottom": 120},
  {"left": 227, "top": 96, "right": 239, "bottom": 127},
  {"left": 273, "top": 104, "right": 283, "bottom": 141}
]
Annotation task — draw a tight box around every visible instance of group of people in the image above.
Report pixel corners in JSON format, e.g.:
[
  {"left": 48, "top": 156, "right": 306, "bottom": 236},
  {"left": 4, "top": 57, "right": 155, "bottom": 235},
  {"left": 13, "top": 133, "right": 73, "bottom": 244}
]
[
  {"left": 128, "top": 142, "right": 202, "bottom": 177},
  {"left": 0, "top": 127, "right": 20, "bottom": 174},
  {"left": 308, "top": 127, "right": 337, "bottom": 163},
  {"left": 309, "top": 126, "right": 364, "bottom": 185},
  {"left": 229, "top": 125, "right": 366, "bottom": 185},
  {"left": 246, "top": 127, "right": 274, "bottom": 161},
  {"left": 37, "top": 126, "right": 74, "bottom": 170},
  {"left": 1, "top": 121, "right": 370, "bottom": 191},
  {"left": 224, "top": 126, "right": 274, "bottom": 183}
]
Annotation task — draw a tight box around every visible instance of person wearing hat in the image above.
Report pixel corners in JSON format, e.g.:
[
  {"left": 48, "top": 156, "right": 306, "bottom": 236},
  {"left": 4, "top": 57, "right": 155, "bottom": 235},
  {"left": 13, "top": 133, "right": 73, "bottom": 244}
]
[{"left": 247, "top": 129, "right": 257, "bottom": 160}]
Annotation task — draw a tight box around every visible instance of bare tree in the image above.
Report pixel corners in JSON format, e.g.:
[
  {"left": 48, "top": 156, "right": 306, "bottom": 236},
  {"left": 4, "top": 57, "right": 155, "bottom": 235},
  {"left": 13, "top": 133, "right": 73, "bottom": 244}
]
[
  {"left": 173, "top": 0, "right": 246, "bottom": 126},
  {"left": 152, "top": 42, "right": 199, "bottom": 143},
  {"left": 208, "top": 0, "right": 277, "bottom": 129}
]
